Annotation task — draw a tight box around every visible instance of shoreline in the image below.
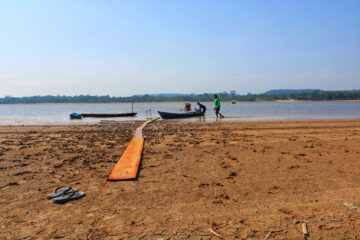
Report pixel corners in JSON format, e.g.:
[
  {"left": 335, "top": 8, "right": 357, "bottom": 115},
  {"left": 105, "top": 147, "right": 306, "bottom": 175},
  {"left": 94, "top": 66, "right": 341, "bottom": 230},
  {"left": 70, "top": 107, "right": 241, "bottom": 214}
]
[{"left": 1, "top": 118, "right": 360, "bottom": 127}]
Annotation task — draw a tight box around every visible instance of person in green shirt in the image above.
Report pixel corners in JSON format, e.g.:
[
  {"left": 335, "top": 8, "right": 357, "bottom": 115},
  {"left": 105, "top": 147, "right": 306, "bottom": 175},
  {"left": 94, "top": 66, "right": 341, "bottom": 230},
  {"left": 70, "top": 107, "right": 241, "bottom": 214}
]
[{"left": 214, "top": 94, "right": 224, "bottom": 118}]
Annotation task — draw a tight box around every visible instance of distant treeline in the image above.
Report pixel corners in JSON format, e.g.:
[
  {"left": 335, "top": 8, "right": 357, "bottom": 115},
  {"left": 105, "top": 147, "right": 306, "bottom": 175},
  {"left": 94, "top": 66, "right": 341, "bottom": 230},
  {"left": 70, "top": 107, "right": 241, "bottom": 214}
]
[{"left": 1, "top": 90, "right": 360, "bottom": 104}]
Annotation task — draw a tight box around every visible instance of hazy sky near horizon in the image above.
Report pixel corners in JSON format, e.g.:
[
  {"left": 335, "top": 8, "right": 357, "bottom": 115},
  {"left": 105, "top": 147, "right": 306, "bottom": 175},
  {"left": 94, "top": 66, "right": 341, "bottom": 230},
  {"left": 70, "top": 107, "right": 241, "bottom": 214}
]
[{"left": 1, "top": 0, "right": 360, "bottom": 97}]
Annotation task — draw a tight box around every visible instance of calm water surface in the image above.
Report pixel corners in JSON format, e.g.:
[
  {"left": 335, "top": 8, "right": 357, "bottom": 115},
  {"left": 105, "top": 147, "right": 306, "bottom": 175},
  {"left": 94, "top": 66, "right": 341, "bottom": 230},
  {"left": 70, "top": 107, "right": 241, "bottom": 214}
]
[{"left": 0, "top": 102, "right": 359, "bottom": 125}]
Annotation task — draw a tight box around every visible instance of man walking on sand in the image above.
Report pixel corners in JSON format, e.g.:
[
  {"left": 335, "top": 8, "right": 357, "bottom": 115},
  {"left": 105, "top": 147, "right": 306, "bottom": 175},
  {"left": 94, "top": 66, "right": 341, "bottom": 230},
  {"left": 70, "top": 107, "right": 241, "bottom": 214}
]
[{"left": 214, "top": 94, "right": 224, "bottom": 118}]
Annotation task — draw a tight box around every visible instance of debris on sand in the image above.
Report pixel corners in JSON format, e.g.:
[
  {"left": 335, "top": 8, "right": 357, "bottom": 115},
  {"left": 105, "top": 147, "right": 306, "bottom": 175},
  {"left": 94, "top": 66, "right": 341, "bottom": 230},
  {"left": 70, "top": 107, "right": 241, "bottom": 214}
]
[
  {"left": 344, "top": 202, "right": 360, "bottom": 210},
  {"left": 301, "top": 223, "right": 309, "bottom": 240},
  {"left": 209, "top": 228, "right": 222, "bottom": 239},
  {"left": 263, "top": 231, "right": 272, "bottom": 239},
  {"left": 302, "top": 223, "right": 308, "bottom": 235},
  {"left": 263, "top": 230, "right": 283, "bottom": 239}
]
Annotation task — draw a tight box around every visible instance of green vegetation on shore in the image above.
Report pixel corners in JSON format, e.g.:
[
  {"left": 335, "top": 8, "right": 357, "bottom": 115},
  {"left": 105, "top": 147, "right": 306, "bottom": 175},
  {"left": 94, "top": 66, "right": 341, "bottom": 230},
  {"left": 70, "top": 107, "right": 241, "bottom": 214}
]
[{"left": 1, "top": 90, "right": 360, "bottom": 104}]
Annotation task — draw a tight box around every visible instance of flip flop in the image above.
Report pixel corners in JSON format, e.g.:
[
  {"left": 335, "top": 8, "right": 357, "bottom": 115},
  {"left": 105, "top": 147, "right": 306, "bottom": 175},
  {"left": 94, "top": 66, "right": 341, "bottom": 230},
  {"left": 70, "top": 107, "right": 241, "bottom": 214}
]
[
  {"left": 46, "top": 186, "right": 72, "bottom": 199},
  {"left": 52, "top": 189, "right": 85, "bottom": 204}
]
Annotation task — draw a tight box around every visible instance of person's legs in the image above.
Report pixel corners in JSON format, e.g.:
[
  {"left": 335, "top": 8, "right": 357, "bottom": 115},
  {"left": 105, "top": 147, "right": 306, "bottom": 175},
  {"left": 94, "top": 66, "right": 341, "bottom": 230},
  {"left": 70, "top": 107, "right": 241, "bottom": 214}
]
[
  {"left": 218, "top": 107, "right": 224, "bottom": 118},
  {"left": 215, "top": 107, "right": 219, "bottom": 117}
]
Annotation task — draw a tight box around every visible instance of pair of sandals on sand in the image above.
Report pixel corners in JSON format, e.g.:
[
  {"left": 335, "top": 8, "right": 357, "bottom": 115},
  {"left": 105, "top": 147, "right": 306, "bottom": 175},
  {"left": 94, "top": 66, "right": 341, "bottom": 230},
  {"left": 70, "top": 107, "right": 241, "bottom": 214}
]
[{"left": 46, "top": 186, "right": 85, "bottom": 203}]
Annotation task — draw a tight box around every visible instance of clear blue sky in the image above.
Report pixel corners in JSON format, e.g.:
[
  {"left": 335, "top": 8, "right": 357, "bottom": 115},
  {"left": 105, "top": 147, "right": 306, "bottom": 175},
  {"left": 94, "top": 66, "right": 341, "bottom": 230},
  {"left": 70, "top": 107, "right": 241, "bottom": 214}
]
[{"left": 1, "top": 0, "right": 359, "bottom": 97}]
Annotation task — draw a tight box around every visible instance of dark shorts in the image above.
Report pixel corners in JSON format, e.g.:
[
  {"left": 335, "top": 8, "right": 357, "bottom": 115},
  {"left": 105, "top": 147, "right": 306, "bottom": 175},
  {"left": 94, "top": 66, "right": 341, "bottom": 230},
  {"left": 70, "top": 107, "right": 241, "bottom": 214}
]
[{"left": 215, "top": 107, "right": 220, "bottom": 112}]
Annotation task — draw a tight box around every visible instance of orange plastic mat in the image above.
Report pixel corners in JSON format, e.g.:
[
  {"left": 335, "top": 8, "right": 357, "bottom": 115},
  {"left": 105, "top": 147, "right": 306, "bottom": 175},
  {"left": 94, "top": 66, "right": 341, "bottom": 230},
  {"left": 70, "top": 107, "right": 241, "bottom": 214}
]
[
  {"left": 107, "top": 137, "right": 144, "bottom": 180},
  {"left": 107, "top": 118, "right": 158, "bottom": 181}
]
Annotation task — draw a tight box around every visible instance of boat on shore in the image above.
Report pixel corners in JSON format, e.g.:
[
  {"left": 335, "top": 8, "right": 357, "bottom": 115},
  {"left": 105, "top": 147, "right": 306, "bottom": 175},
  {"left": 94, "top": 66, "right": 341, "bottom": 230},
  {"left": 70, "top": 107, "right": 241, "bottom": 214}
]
[
  {"left": 158, "top": 111, "right": 204, "bottom": 119},
  {"left": 69, "top": 112, "right": 137, "bottom": 119}
]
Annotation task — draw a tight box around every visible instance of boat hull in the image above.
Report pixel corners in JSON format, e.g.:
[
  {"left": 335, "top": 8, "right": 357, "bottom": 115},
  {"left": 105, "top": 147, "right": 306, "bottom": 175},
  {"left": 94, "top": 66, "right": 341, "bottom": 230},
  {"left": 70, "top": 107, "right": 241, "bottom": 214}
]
[
  {"left": 158, "top": 111, "right": 204, "bottom": 119},
  {"left": 81, "top": 113, "right": 137, "bottom": 118}
]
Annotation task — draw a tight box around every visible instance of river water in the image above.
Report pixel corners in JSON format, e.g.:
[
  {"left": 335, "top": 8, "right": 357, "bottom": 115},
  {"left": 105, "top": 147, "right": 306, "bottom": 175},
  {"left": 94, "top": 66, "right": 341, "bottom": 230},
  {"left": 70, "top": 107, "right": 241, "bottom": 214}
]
[{"left": 0, "top": 101, "right": 359, "bottom": 125}]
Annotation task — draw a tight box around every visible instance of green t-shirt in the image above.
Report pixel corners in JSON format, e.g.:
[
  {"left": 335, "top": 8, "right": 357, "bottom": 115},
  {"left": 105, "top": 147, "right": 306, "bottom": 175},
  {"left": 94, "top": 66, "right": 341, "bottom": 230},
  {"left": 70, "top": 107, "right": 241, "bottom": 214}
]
[{"left": 214, "top": 98, "right": 220, "bottom": 108}]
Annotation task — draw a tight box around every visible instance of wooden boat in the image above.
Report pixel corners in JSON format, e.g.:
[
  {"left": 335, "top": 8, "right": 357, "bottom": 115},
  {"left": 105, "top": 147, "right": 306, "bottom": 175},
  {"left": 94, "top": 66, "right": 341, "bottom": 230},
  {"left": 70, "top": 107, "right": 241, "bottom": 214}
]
[
  {"left": 158, "top": 111, "right": 204, "bottom": 119},
  {"left": 81, "top": 112, "right": 137, "bottom": 118}
]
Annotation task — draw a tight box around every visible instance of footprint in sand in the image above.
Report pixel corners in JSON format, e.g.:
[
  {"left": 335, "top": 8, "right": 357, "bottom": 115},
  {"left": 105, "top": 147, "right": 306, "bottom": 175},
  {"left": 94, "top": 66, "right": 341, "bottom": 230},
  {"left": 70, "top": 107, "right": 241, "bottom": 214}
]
[
  {"left": 13, "top": 171, "right": 32, "bottom": 176},
  {"left": 225, "top": 172, "right": 237, "bottom": 179}
]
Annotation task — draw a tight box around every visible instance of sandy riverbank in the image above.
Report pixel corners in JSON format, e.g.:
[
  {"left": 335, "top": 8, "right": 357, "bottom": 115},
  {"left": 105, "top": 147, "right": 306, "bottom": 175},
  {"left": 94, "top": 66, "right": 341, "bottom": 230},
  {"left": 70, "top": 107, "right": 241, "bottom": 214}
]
[{"left": 1, "top": 120, "right": 360, "bottom": 239}]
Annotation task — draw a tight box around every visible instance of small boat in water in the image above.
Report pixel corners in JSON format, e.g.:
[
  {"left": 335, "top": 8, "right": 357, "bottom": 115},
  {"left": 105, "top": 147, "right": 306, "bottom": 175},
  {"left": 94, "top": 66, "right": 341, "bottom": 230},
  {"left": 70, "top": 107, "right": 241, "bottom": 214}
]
[
  {"left": 158, "top": 111, "right": 204, "bottom": 119},
  {"left": 81, "top": 112, "right": 137, "bottom": 118},
  {"left": 69, "top": 112, "right": 137, "bottom": 119},
  {"left": 70, "top": 112, "right": 83, "bottom": 119}
]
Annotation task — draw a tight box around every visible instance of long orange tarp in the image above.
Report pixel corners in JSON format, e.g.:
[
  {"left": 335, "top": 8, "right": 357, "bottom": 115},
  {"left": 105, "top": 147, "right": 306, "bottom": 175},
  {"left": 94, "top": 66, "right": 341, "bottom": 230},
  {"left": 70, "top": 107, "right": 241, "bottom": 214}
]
[
  {"left": 107, "top": 118, "right": 157, "bottom": 181},
  {"left": 107, "top": 137, "right": 144, "bottom": 180}
]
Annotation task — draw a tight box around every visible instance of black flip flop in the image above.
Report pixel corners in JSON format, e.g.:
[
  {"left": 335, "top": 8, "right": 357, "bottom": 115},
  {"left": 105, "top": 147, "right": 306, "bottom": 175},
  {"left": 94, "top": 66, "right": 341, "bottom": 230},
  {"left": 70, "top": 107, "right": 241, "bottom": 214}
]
[
  {"left": 52, "top": 189, "right": 85, "bottom": 204},
  {"left": 46, "top": 186, "right": 72, "bottom": 199}
]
